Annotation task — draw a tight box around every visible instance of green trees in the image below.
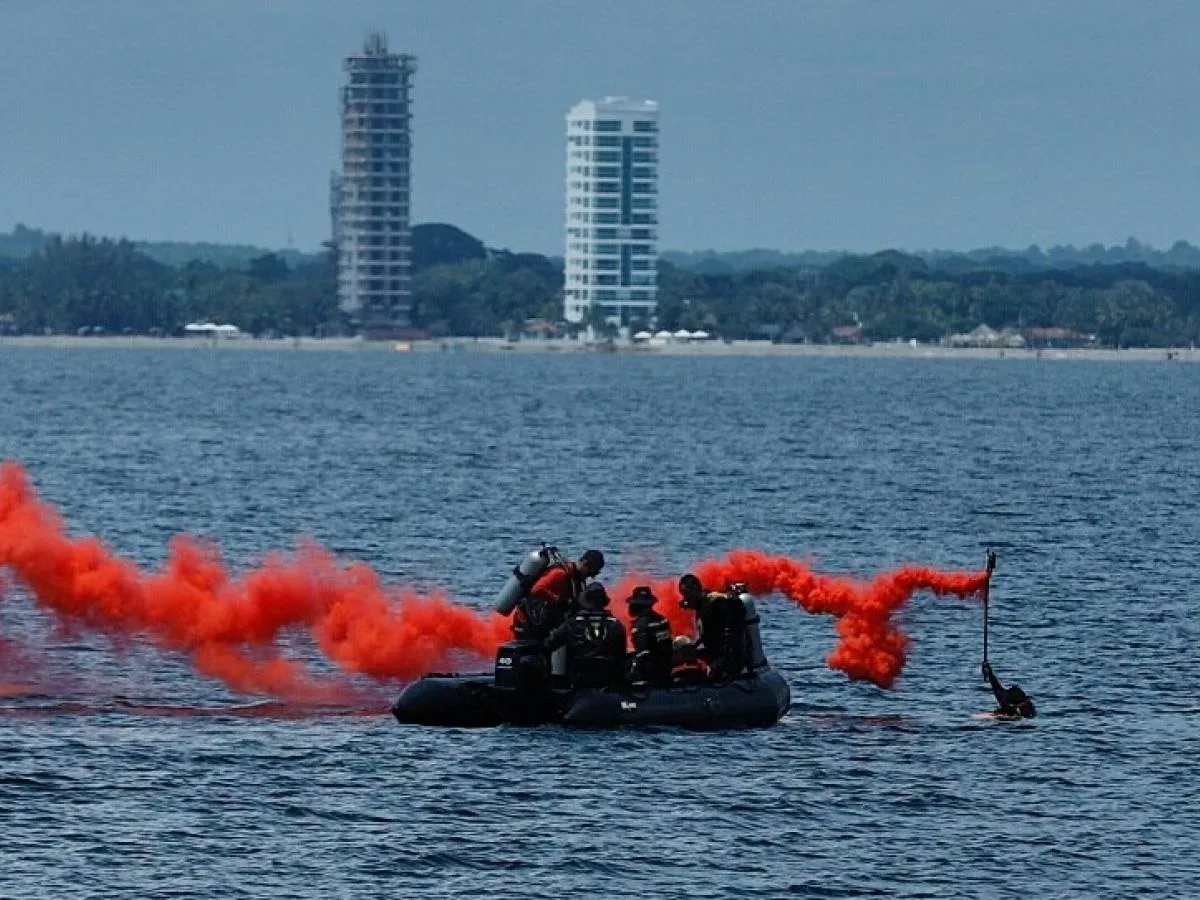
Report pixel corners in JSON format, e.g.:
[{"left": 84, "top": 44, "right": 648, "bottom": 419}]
[
  {"left": 659, "top": 253, "right": 1200, "bottom": 347},
  {"left": 411, "top": 223, "right": 487, "bottom": 271},
  {"left": 2, "top": 228, "right": 1200, "bottom": 345},
  {"left": 410, "top": 253, "right": 561, "bottom": 337},
  {"left": 0, "top": 235, "right": 169, "bottom": 334},
  {"left": 0, "top": 235, "right": 343, "bottom": 337}
]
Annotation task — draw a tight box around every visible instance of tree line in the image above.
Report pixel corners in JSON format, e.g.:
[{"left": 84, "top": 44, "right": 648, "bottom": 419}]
[
  {"left": 655, "top": 251, "right": 1200, "bottom": 347},
  {"left": 2, "top": 225, "right": 1199, "bottom": 346},
  {"left": 663, "top": 236, "right": 1200, "bottom": 274}
]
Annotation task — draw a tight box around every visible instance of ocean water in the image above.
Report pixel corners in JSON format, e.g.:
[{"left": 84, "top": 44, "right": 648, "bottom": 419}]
[{"left": 1, "top": 346, "right": 1197, "bottom": 898}]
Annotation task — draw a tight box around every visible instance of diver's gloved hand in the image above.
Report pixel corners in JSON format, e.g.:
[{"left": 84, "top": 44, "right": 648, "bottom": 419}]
[{"left": 981, "top": 661, "right": 993, "bottom": 680}]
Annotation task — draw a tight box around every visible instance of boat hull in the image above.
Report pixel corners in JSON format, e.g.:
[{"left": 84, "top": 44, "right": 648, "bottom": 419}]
[
  {"left": 564, "top": 669, "right": 791, "bottom": 729},
  {"left": 391, "top": 669, "right": 791, "bottom": 730}
]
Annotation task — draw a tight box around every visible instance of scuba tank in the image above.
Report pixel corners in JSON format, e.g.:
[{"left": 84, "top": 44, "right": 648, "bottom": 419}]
[
  {"left": 550, "top": 646, "right": 568, "bottom": 679},
  {"left": 738, "top": 590, "right": 769, "bottom": 671},
  {"left": 492, "top": 545, "right": 559, "bottom": 615}
]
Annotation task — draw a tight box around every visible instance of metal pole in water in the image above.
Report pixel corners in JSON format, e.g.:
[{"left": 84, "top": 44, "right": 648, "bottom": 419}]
[{"left": 983, "top": 549, "right": 996, "bottom": 665}]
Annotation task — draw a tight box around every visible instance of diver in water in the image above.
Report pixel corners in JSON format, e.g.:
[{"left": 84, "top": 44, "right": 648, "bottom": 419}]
[
  {"left": 678, "top": 574, "right": 748, "bottom": 679},
  {"left": 513, "top": 549, "right": 605, "bottom": 641},
  {"left": 982, "top": 661, "right": 1036, "bottom": 719},
  {"left": 544, "top": 582, "right": 627, "bottom": 689},
  {"left": 626, "top": 586, "right": 673, "bottom": 685}
]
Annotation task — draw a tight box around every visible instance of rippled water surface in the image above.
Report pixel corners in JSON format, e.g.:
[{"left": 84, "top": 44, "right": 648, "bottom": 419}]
[{"left": 1, "top": 347, "right": 1197, "bottom": 898}]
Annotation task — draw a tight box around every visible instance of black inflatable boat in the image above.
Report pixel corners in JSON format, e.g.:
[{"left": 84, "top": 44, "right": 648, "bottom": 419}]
[
  {"left": 391, "top": 666, "right": 791, "bottom": 730},
  {"left": 392, "top": 548, "right": 791, "bottom": 730}
]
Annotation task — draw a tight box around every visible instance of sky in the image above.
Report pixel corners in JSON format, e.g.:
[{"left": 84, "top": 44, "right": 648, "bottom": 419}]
[{"left": 1, "top": 0, "right": 1197, "bottom": 255}]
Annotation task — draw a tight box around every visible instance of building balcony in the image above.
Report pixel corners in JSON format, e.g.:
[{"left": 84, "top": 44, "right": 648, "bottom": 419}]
[
  {"left": 340, "top": 202, "right": 410, "bottom": 213},
  {"left": 343, "top": 122, "right": 412, "bottom": 133},
  {"left": 341, "top": 218, "right": 411, "bottom": 230}
]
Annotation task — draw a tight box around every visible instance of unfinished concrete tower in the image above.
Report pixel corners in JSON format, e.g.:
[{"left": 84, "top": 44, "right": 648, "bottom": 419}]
[{"left": 335, "top": 32, "right": 417, "bottom": 337}]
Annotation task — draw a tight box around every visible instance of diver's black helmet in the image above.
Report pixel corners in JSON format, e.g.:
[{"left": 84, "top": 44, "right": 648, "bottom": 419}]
[
  {"left": 1006, "top": 686, "right": 1037, "bottom": 719},
  {"left": 678, "top": 573, "right": 704, "bottom": 609},
  {"left": 580, "top": 582, "right": 610, "bottom": 610},
  {"left": 627, "top": 585, "right": 657, "bottom": 612}
]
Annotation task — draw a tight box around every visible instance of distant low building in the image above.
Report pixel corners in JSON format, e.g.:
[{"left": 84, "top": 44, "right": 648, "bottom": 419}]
[
  {"left": 831, "top": 324, "right": 865, "bottom": 344},
  {"left": 945, "top": 325, "right": 1025, "bottom": 348},
  {"left": 1023, "top": 327, "right": 1095, "bottom": 349},
  {"left": 520, "top": 318, "right": 563, "bottom": 339},
  {"left": 183, "top": 322, "right": 243, "bottom": 339}
]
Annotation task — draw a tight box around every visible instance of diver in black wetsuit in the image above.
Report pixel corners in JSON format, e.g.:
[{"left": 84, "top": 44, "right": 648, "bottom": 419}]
[
  {"left": 678, "top": 574, "right": 748, "bottom": 679},
  {"left": 982, "top": 661, "right": 1036, "bottom": 719},
  {"left": 544, "top": 583, "right": 627, "bottom": 689},
  {"left": 626, "top": 586, "right": 673, "bottom": 685}
]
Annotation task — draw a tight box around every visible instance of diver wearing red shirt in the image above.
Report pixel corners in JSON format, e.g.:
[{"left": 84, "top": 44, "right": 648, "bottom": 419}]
[{"left": 512, "top": 549, "right": 605, "bottom": 640}]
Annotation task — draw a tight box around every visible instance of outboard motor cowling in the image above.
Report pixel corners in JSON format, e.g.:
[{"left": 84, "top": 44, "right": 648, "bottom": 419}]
[
  {"left": 740, "top": 593, "right": 769, "bottom": 671},
  {"left": 493, "top": 547, "right": 555, "bottom": 615},
  {"left": 494, "top": 640, "right": 548, "bottom": 693}
]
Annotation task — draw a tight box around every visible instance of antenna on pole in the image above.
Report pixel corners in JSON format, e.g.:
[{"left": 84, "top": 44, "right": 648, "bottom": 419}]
[
  {"left": 365, "top": 30, "right": 388, "bottom": 55},
  {"left": 983, "top": 549, "right": 996, "bottom": 665}
]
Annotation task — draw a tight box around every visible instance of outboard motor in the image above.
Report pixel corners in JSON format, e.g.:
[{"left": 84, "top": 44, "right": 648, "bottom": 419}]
[
  {"left": 493, "top": 546, "right": 560, "bottom": 615},
  {"left": 738, "top": 589, "right": 769, "bottom": 671},
  {"left": 494, "top": 640, "right": 549, "bottom": 693}
]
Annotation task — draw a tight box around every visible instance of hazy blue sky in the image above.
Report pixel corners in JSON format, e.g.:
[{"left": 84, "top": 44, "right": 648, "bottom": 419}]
[{"left": 2, "top": 0, "right": 1196, "bottom": 254}]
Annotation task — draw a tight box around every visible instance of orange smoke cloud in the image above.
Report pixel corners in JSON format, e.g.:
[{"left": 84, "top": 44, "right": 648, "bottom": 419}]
[
  {"left": 0, "top": 461, "right": 508, "bottom": 702},
  {"left": 2, "top": 459, "right": 988, "bottom": 701},
  {"left": 606, "top": 550, "right": 989, "bottom": 688}
]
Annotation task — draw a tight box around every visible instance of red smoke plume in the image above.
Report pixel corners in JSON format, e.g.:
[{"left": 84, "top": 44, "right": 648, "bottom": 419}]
[
  {"left": 2, "top": 459, "right": 988, "bottom": 701},
  {"left": 607, "top": 551, "right": 989, "bottom": 688},
  {"left": 0, "top": 461, "right": 509, "bottom": 703}
]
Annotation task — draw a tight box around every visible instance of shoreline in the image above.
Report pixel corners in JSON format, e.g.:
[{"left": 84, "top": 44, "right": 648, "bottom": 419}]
[{"left": 0, "top": 333, "right": 1196, "bottom": 362}]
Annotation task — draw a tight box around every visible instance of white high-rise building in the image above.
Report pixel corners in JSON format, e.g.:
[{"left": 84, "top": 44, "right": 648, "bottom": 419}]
[
  {"left": 335, "top": 33, "right": 416, "bottom": 337},
  {"left": 563, "top": 97, "right": 659, "bottom": 326}
]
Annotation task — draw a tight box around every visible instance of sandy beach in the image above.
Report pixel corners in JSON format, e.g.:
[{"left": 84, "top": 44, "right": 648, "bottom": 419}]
[{"left": 1, "top": 333, "right": 1196, "bottom": 362}]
